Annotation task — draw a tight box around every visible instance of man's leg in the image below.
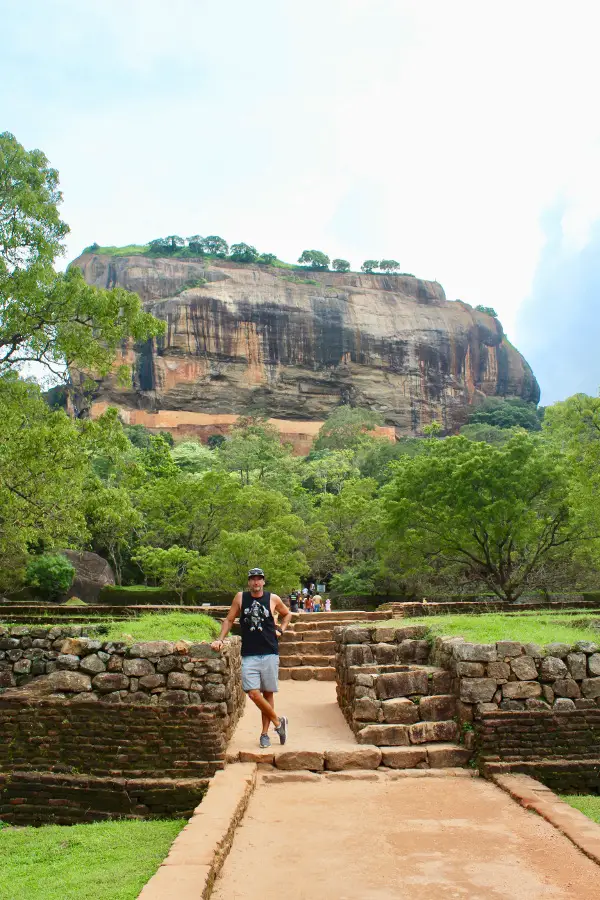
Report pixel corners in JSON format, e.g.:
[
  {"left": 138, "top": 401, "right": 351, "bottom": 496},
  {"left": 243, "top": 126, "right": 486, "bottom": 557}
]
[
  {"left": 261, "top": 690, "right": 275, "bottom": 734},
  {"left": 247, "top": 689, "right": 280, "bottom": 728}
]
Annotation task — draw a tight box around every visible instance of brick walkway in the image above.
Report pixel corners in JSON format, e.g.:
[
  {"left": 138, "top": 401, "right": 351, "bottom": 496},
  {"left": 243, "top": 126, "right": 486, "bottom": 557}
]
[{"left": 212, "top": 776, "right": 600, "bottom": 899}]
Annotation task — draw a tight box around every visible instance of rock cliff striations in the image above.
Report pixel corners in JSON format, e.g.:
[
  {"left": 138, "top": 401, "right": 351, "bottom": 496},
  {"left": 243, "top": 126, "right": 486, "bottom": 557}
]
[{"left": 72, "top": 253, "right": 539, "bottom": 448}]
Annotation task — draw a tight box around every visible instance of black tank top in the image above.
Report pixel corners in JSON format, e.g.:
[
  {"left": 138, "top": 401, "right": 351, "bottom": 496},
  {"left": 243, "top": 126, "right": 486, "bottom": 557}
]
[{"left": 240, "top": 591, "right": 279, "bottom": 657}]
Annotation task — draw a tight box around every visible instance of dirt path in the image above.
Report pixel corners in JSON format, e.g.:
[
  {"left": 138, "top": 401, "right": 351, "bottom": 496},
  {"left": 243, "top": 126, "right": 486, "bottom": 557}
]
[
  {"left": 227, "top": 680, "right": 357, "bottom": 757},
  {"left": 212, "top": 776, "right": 600, "bottom": 899}
]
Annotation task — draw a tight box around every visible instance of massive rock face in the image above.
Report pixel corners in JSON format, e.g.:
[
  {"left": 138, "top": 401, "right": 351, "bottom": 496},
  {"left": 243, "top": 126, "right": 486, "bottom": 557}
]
[{"left": 72, "top": 253, "right": 539, "bottom": 443}]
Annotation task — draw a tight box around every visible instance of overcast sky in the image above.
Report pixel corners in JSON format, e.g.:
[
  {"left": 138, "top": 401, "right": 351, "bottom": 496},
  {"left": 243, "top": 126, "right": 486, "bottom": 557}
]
[{"left": 3, "top": 0, "right": 600, "bottom": 404}]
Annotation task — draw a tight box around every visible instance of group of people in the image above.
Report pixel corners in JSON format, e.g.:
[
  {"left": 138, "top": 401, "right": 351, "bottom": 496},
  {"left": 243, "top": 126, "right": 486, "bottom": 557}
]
[{"left": 287, "top": 584, "right": 331, "bottom": 613}]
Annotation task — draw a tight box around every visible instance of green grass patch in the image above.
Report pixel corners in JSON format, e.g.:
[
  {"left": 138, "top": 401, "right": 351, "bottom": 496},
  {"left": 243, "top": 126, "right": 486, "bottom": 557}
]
[
  {"left": 98, "top": 612, "right": 221, "bottom": 644},
  {"left": 0, "top": 818, "right": 184, "bottom": 900},
  {"left": 561, "top": 795, "right": 600, "bottom": 824},
  {"left": 383, "top": 613, "right": 600, "bottom": 646}
]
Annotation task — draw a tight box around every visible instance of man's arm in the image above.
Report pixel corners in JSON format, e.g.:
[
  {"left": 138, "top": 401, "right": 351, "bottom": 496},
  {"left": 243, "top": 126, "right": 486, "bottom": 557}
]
[
  {"left": 211, "top": 593, "right": 242, "bottom": 651},
  {"left": 271, "top": 594, "right": 292, "bottom": 634}
]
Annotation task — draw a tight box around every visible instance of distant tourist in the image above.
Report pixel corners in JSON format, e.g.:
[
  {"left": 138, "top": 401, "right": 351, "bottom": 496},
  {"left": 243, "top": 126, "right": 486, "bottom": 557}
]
[
  {"left": 305, "top": 596, "right": 314, "bottom": 613},
  {"left": 211, "top": 567, "right": 290, "bottom": 749},
  {"left": 313, "top": 593, "right": 322, "bottom": 612},
  {"left": 325, "top": 597, "right": 331, "bottom": 612},
  {"left": 309, "top": 582, "right": 316, "bottom": 596},
  {"left": 290, "top": 591, "right": 299, "bottom": 613}
]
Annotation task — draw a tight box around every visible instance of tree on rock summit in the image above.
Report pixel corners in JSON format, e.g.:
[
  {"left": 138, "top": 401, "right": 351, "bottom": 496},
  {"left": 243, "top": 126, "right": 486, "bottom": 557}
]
[
  {"left": 332, "top": 258, "right": 350, "bottom": 272},
  {"left": 298, "top": 250, "right": 330, "bottom": 269}
]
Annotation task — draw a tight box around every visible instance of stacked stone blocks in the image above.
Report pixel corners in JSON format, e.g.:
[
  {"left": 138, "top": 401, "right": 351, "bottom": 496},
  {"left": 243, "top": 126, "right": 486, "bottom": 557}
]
[{"left": 335, "top": 625, "right": 470, "bottom": 769}]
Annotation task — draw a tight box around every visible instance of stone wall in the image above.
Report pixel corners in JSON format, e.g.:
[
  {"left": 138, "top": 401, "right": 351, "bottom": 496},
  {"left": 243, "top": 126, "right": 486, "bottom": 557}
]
[
  {"left": 334, "top": 624, "right": 471, "bottom": 766},
  {"left": 380, "top": 599, "right": 600, "bottom": 618},
  {"left": 0, "top": 625, "right": 242, "bottom": 712},
  {"left": 430, "top": 635, "right": 600, "bottom": 717},
  {"left": 0, "top": 626, "right": 244, "bottom": 824}
]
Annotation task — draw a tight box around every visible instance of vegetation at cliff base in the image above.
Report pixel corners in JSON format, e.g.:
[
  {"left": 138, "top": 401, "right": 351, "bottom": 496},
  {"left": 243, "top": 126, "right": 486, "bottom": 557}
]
[{"left": 0, "top": 818, "right": 185, "bottom": 900}]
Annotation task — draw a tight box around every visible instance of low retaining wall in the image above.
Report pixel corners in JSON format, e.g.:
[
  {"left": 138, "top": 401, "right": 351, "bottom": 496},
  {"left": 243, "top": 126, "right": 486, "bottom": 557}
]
[
  {"left": 0, "top": 771, "right": 208, "bottom": 826},
  {"left": 431, "top": 635, "right": 600, "bottom": 716},
  {"left": 0, "top": 626, "right": 244, "bottom": 824},
  {"left": 381, "top": 599, "right": 600, "bottom": 618}
]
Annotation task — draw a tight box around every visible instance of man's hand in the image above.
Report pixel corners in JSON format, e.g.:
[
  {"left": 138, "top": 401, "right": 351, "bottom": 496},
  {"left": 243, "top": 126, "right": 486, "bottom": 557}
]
[{"left": 211, "top": 639, "right": 224, "bottom": 652}]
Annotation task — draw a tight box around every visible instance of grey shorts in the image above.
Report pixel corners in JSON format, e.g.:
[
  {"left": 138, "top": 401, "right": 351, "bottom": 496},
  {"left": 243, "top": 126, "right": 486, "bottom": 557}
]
[{"left": 241, "top": 654, "right": 279, "bottom": 692}]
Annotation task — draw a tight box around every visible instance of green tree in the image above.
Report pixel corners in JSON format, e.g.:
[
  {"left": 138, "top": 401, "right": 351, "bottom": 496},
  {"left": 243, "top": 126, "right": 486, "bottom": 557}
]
[
  {"left": 148, "top": 237, "right": 171, "bottom": 254},
  {"left": 459, "top": 423, "right": 516, "bottom": 445},
  {"left": 135, "top": 470, "right": 241, "bottom": 553},
  {"left": 467, "top": 397, "right": 541, "bottom": 431},
  {"left": 257, "top": 253, "right": 277, "bottom": 266},
  {"left": 229, "top": 243, "right": 258, "bottom": 263},
  {"left": 1, "top": 131, "right": 163, "bottom": 381},
  {"left": 195, "top": 523, "right": 308, "bottom": 595},
  {"left": 475, "top": 305, "right": 498, "bottom": 316},
  {"left": 25, "top": 553, "right": 75, "bottom": 601},
  {"left": 219, "top": 417, "right": 293, "bottom": 486},
  {"left": 133, "top": 545, "right": 202, "bottom": 601},
  {"left": 361, "top": 260, "right": 379, "bottom": 273},
  {"left": 317, "top": 478, "right": 384, "bottom": 567},
  {"left": 200, "top": 235, "right": 229, "bottom": 257},
  {"left": 384, "top": 433, "right": 576, "bottom": 601},
  {"left": 379, "top": 259, "right": 400, "bottom": 273},
  {"left": 303, "top": 449, "right": 359, "bottom": 494},
  {"left": 187, "top": 235, "right": 204, "bottom": 254},
  {"left": 543, "top": 393, "right": 600, "bottom": 574},
  {"left": 298, "top": 250, "right": 330, "bottom": 269},
  {"left": 332, "top": 258, "right": 350, "bottom": 272},
  {"left": 0, "top": 376, "right": 91, "bottom": 585},
  {"left": 85, "top": 482, "right": 143, "bottom": 585},
  {"left": 314, "top": 406, "right": 383, "bottom": 452},
  {"left": 164, "top": 235, "right": 184, "bottom": 253},
  {"left": 171, "top": 440, "right": 215, "bottom": 473}
]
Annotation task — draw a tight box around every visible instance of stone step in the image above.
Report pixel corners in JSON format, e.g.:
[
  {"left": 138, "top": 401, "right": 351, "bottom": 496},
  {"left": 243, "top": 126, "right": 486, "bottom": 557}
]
[
  {"left": 290, "top": 630, "right": 333, "bottom": 642},
  {"left": 357, "top": 720, "right": 460, "bottom": 746},
  {"left": 279, "top": 641, "right": 336, "bottom": 655},
  {"left": 226, "top": 743, "right": 471, "bottom": 770},
  {"left": 278, "top": 666, "right": 336, "bottom": 681},
  {"left": 380, "top": 743, "right": 472, "bottom": 769},
  {"left": 280, "top": 655, "right": 333, "bottom": 668}
]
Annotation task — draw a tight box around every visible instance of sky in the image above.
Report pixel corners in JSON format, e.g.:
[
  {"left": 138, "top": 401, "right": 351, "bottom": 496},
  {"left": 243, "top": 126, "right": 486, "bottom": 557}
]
[{"left": 2, "top": 0, "right": 600, "bottom": 404}]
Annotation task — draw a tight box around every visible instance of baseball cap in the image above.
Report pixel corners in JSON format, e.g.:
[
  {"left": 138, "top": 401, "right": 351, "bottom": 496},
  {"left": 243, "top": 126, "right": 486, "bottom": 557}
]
[{"left": 248, "top": 567, "right": 265, "bottom": 578}]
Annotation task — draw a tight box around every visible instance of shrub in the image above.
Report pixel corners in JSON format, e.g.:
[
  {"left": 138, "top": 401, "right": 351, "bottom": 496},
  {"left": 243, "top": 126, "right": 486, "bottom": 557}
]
[
  {"left": 475, "top": 304, "right": 498, "bottom": 317},
  {"left": 25, "top": 553, "right": 75, "bottom": 601}
]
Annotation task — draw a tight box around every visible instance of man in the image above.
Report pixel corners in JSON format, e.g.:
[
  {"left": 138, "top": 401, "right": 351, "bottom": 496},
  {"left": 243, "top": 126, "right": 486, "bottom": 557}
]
[{"left": 211, "top": 567, "right": 291, "bottom": 748}]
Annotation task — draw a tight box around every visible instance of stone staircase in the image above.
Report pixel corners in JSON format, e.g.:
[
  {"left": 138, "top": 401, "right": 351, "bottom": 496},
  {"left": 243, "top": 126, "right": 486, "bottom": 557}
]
[
  {"left": 279, "top": 611, "right": 391, "bottom": 682},
  {"left": 336, "top": 624, "right": 472, "bottom": 769}
]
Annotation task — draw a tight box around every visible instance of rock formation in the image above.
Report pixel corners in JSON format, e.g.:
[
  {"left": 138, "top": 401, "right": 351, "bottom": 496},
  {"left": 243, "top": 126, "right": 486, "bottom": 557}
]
[{"left": 72, "top": 253, "right": 539, "bottom": 447}]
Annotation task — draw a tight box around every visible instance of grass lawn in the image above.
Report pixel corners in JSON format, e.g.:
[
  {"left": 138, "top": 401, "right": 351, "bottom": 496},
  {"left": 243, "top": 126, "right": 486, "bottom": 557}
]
[
  {"left": 99, "top": 612, "right": 221, "bottom": 644},
  {"left": 0, "top": 818, "right": 184, "bottom": 900},
  {"left": 384, "top": 613, "right": 600, "bottom": 647},
  {"left": 561, "top": 796, "right": 600, "bottom": 825}
]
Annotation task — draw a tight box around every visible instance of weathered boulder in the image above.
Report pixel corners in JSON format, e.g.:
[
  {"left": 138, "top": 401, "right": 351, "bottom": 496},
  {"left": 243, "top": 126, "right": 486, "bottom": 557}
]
[
  {"left": 48, "top": 671, "right": 92, "bottom": 692},
  {"left": 60, "top": 550, "right": 115, "bottom": 603}
]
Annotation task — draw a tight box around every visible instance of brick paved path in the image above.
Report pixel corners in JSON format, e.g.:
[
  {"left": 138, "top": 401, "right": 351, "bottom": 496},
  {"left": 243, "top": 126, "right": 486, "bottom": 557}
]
[{"left": 212, "top": 777, "right": 600, "bottom": 899}]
